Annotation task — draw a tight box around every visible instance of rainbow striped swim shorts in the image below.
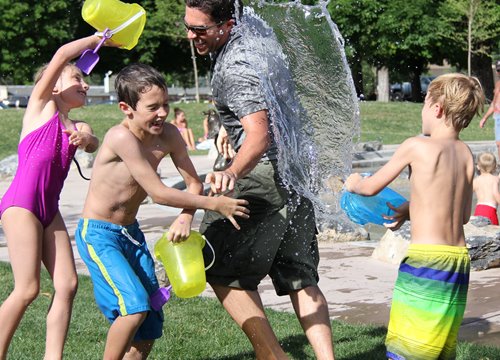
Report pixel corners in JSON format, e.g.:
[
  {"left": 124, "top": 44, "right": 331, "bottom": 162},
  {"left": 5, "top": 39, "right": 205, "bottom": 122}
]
[{"left": 386, "top": 244, "right": 470, "bottom": 360}]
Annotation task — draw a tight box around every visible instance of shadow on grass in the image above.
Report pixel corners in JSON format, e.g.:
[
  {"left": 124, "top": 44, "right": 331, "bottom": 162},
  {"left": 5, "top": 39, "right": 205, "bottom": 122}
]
[{"left": 201, "top": 325, "right": 388, "bottom": 360}]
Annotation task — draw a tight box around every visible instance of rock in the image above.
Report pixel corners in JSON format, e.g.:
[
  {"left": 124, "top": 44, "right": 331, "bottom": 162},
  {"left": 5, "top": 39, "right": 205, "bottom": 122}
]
[
  {"left": 353, "top": 141, "right": 383, "bottom": 152},
  {"left": 467, "top": 236, "right": 500, "bottom": 271},
  {"left": 317, "top": 211, "right": 370, "bottom": 243},
  {"left": 371, "top": 218, "right": 500, "bottom": 271},
  {"left": 317, "top": 227, "right": 369, "bottom": 243},
  {"left": 469, "top": 216, "right": 492, "bottom": 227},
  {"left": 464, "top": 219, "right": 500, "bottom": 271},
  {"left": 371, "top": 222, "right": 410, "bottom": 265},
  {"left": 0, "top": 155, "right": 18, "bottom": 178}
]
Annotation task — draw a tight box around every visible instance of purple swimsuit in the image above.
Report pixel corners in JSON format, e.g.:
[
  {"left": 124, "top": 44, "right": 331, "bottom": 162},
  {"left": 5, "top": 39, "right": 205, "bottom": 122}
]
[{"left": 0, "top": 111, "right": 77, "bottom": 228}]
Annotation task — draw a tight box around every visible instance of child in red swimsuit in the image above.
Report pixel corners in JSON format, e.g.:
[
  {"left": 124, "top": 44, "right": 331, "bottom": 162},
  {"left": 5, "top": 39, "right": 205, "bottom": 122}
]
[
  {"left": 0, "top": 36, "right": 115, "bottom": 359},
  {"left": 473, "top": 152, "right": 500, "bottom": 225}
]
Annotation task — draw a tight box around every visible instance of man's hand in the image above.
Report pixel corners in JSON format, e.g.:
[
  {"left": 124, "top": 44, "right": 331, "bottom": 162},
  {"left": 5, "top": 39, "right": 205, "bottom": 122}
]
[
  {"left": 216, "top": 126, "right": 235, "bottom": 160},
  {"left": 205, "top": 169, "right": 237, "bottom": 194}
]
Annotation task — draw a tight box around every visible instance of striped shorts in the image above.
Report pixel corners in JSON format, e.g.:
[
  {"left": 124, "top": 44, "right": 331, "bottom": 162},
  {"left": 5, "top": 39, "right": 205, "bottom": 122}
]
[{"left": 386, "top": 244, "right": 470, "bottom": 360}]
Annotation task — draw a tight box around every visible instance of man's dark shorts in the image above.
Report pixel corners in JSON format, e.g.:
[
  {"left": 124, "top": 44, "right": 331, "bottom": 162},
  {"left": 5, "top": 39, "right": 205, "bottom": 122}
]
[{"left": 200, "top": 160, "right": 319, "bottom": 296}]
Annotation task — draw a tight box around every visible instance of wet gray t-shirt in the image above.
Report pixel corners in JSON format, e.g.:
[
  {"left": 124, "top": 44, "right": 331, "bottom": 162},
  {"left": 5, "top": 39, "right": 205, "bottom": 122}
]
[{"left": 210, "top": 24, "right": 278, "bottom": 161}]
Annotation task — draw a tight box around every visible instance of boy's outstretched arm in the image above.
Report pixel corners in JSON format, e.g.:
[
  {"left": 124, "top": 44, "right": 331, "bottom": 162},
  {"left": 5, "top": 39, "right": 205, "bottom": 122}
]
[
  {"left": 108, "top": 128, "right": 249, "bottom": 229},
  {"left": 345, "top": 137, "right": 416, "bottom": 195}
]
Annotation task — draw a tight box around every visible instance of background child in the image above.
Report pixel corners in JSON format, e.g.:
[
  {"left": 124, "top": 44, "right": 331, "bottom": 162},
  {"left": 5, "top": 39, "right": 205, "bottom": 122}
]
[
  {"left": 345, "top": 73, "right": 484, "bottom": 359},
  {"left": 171, "top": 107, "right": 196, "bottom": 150},
  {"left": 75, "top": 63, "right": 248, "bottom": 359},
  {"left": 473, "top": 151, "right": 500, "bottom": 225},
  {"left": 0, "top": 35, "right": 112, "bottom": 359}
]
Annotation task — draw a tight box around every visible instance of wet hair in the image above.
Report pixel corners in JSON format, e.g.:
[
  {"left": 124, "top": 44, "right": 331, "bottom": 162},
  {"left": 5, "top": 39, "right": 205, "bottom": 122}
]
[
  {"left": 33, "top": 63, "right": 80, "bottom": 84},
  {"left": 115, "top": 63, "right": 167, "bottom": 110},
  {"left": 426, "top": 73, "right": 485, "bottom": 132},
  {"left": 477, "top": 152, "right": 497, "bottom": 174},
  {"left": 185, "top": 0, "right": 243, "bottom": 23}
]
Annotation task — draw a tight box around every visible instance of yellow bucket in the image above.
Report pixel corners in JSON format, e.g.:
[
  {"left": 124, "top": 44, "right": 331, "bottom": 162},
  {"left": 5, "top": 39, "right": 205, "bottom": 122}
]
[
  {"left": 82, "top": 0, "right": 146, "bottom": 50},
  {"left": 154, "top": 231, "right": 213, "bottom": 298}
]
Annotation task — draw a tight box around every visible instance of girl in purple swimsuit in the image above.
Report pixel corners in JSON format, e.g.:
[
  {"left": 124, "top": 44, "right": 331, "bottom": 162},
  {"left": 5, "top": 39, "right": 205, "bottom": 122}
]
[{"left": 0, "top": 36, "right": 115, "bottom": 359}]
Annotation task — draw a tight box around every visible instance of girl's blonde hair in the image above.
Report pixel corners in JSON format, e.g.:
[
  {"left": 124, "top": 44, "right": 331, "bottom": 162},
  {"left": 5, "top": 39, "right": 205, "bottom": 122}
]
[
  {"left": 426, "top": 73, "right": 485, "bottom": 131},
  {"left": 477, "top": 152, "right": 497, "bottom": 174},
  {"left": 33, "top": 63, "right": 79, "bottom": 84}
]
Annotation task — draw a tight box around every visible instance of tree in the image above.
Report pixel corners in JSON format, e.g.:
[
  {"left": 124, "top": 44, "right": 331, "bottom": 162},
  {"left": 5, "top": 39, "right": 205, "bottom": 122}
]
[
  {"left": 327, "top": 0, "right": 384, "bottom": 98},
  {"left": 438, "top": 0, "right": 500, "bottom": 99},
  {"left": 0, "top": 0, "right": 79, "bottom": 84},
  {"left": 375, "top": 0, "right": 443, "bottom": 102}
]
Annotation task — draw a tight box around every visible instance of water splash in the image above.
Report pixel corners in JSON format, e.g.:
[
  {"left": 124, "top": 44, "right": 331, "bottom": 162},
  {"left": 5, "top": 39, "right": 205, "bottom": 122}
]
[{"left": 238, "top": 1, "right": 359, "bottom": 228}]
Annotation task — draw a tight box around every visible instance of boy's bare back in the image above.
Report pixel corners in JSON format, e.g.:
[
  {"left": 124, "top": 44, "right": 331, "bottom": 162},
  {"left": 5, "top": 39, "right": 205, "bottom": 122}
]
[
  {"left": 346, "top": 73, "right": 485, "bottom": 247},
  {"left": 403, "top": 136, "right": 473, "bottom": 246}
]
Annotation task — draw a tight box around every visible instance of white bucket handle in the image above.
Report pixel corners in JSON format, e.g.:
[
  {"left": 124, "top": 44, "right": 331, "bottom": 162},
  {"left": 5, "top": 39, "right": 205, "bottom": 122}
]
[
  {"left": 203, "top": 236, "right": 215, "bottom": 270},
  {"left": 94, "top": 10, "right": 145, "bottom": 38}
]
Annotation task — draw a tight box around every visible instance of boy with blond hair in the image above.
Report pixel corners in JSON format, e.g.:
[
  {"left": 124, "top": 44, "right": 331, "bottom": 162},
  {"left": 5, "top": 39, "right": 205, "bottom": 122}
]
[
  {"left": 473, "top": 151, "right": 500, "bottom": 225},
  {"left": 345, "top": 73, "right": 485, "bottom": 359}
]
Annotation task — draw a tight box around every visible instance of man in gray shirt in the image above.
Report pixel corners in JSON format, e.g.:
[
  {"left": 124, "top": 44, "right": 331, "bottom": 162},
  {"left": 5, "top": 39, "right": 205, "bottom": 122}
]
[{"left": 184, "top": 1, "right": 335, "bottom": 358}]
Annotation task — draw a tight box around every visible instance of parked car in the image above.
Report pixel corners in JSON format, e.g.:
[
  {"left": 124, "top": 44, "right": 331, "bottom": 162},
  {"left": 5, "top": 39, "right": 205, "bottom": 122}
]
[
  {"left": 2, "top": 93, "right": 29, "bottom": 108},
  {"left": 390, "top": 76, "right": 435, "bottom": 102}
]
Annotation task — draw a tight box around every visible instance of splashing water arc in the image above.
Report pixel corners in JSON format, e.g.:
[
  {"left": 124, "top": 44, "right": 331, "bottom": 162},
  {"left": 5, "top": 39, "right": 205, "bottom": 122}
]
[{"left": 244, "top": 1, "right": 360, "bottom": 227}]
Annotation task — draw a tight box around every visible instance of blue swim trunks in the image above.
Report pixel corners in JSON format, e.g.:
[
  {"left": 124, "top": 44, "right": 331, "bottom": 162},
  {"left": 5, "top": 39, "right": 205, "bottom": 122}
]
[{"left": 75, "top": 218, "right": 163, "bottom": 341}]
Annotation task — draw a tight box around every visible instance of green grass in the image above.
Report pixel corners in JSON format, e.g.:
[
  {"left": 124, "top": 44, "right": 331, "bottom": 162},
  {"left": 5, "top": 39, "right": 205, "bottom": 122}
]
[
  {"left": 0, "top": 101, "right": 493, "bottom": 160},
  {"left": 0, "top": 262, "right": 499, "bottom": 359},
  {"left": 359, "top": 101, "right": 492, "bottom": 144}
]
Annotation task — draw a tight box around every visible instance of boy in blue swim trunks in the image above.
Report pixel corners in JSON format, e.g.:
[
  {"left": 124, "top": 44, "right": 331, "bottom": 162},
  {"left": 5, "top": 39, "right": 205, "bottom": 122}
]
[
  {"left": 345, "top": 73, "right": 485, "bottom": 359},
  {"left": 75, "top": 63, "right": 248, "bottom": 359}
]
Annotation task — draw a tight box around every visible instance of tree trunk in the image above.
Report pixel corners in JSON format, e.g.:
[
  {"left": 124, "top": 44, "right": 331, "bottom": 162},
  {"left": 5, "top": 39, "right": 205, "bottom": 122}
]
[
  {"left": 410, "top": 71, "right": 423, "bottom": 102},
  {"left": 190, "top": 40, "right": 200, "bottom": 103},
  {"left": 350, "top": 58, "right": 364, "bottom": 99},
  {"left": 472, "top": 53, "right": 495, "bottom": 101},
  {"left": 377, "top": 67, "right": 389, "bottom": 102}
]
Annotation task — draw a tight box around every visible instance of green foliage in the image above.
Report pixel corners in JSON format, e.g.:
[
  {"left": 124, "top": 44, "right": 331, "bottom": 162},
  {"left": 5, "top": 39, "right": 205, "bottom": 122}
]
[
  {"left": 0, "top": 0, "right": 79, "bottom": 84},
  {"left": 438, "top": 0, "right": 500, "bottom": 61}
]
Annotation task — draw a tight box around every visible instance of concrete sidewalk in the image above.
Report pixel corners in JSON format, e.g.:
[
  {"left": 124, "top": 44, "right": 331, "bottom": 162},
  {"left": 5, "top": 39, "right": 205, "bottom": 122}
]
[{"left": 1, "top": 153, "right": 500, "bottom": 347}]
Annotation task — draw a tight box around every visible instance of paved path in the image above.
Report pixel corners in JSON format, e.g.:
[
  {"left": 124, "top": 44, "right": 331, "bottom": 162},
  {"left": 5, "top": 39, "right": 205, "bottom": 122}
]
[{"left": 1, "top": 151, "right": 500, "bottom": 347}]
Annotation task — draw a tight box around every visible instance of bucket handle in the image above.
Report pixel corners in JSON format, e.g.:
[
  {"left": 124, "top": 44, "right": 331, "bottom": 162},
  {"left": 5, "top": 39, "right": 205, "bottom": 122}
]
[
  {"left": 110, "top": 10, "right": 145, "bottom": 36},
  {"left": 203, "top": 236, "right": 215, "bottom": 271},
  {"left": 93, "top": 10, "right": 145, "bottom": 38}
]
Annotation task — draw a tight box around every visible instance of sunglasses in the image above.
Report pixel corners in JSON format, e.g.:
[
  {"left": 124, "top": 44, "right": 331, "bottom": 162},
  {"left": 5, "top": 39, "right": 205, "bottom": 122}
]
[{"left": 184, "top": 21, "right": 224, "bottom": 35}]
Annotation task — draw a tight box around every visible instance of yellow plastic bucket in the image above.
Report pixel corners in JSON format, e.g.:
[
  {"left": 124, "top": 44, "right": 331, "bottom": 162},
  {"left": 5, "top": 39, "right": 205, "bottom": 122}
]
[
  {"left": 154, "top": 231, "right": 213, "bottom": 298},
  {"left": 82, "top": 0, "right": 146, "bottom": 50}
]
